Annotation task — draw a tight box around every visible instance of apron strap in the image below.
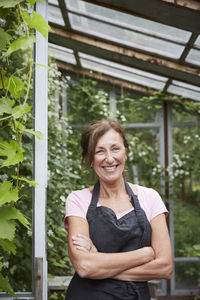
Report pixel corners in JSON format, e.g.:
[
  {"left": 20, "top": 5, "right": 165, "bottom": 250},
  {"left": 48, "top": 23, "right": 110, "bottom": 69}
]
[
  {"left": 86, "top": 181, "right": 100, "bottom": 221},
  {"left": 125, "top": 181, "right": 152, "bottom": 247}
]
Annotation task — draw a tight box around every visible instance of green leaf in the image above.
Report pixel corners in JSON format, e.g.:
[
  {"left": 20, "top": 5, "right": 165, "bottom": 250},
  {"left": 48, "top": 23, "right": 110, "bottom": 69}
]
[
  {"left": 0, "top": 140, "right": 24, "bottom": 167},
  {"left": 7, "top": 76, "right": 25, "bottom": 99},
  {"left": 26, "top": 0, "right": 37, "bottom": 5},
  {"left": 13, "top": 120, "right": 43, "bottom": 139},
  {"left": 0, "top": 218, "right": 15, "bottom": 241},
  {"left": 23, "top": 128, "right": 43, "bottom": 140},
  {"left": 12, "top": 176, "right": 37, "bottom": 187},
  {"left": 6, "top": 35, "right": 36, "bottom": 56},
  {"left": 0, "top": 28, "right": 11, "bottom": 51},
  {"left": 0, "top": 206, "right": 30, "bottom": 229},
  {"left": 0, "top": 0, "right": 23, "bottom": 8},
  {"left": 0, "top": 181, "right": 19, "bottom": 205},
  {"left": 23, "top": 11, "right": 51, "bottom": 39},
  {"left": 0, "top": 72, "right": 24, "bottom": 99},
  {"left": 0, "top": 273, "right": 15, "bottom": 295},
  {"left": 0, "top": 238, "right": 16, "bottom": 255},
  {"left": 0, "top": 97, "right": 15, "bottom": 116},
  {"left": 26, "top": 0, "right": 44, "bottom": 5},
  {"left": 11, "top": 104, "right": 31, "bottom": 119}
]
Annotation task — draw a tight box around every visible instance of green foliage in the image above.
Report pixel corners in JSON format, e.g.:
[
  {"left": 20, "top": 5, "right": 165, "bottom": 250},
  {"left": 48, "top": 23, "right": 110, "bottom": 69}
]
[
  {"left": 0, "top": 0, "right": 50, "bottom": 294},
  {"left": 0, "top": 0, "right": 24, "bottom": 8},
  {"left": 0, "top": 28, "right": 12, "bottom": 51},
  {"left": 0, "top": 140, "right": 24, "bottom": 167},
  {"left": 0, "top": 181, "right": 18, "bottom": 205},
  {"left": 23, "top": 11, "right": 51, "bottom": 39}
]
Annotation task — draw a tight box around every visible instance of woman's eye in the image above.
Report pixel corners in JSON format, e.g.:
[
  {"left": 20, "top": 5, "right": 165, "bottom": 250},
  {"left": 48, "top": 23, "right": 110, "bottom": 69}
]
[
  {"left": 112, "top": 147, "right": 119, "bottom": 151},
  {"left": 95, "top": 149, "right": 103, "bottom": 154}
]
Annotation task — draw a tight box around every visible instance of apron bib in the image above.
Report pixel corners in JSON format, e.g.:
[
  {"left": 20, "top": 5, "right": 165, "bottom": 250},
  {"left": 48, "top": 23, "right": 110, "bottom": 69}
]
[{"left": 66, "top": 181, "right": 152, "bottom": 300}]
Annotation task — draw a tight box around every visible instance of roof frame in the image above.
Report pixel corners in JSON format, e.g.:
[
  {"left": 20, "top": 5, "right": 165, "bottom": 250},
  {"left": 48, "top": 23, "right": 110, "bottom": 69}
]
[
  {"left": 65, "top": 6, "right": 192, "bottom": 46},
  {"left": 49, "top": 26, "right": 200, "bottom": 86}
]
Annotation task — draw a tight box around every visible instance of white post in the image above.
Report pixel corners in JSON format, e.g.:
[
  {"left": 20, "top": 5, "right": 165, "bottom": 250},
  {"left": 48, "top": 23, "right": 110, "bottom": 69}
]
[{"left": 33, "top": 1, "right": 48, "bottom": 299}]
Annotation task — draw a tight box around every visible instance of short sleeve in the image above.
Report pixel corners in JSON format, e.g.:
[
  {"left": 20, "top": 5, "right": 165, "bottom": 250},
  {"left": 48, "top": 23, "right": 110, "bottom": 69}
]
[
  {"left": 137, "top": 185, "right": 168, "bottom": 222},
  {"left": 64, "top": 189, "right": 92, "bottom": 228},
  {"left": 149, "top": 188, "right": 168, "bottom": 221}
]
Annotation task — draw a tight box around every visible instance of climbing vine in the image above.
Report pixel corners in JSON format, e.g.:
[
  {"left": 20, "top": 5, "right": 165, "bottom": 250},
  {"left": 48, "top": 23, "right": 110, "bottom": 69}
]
[{"left": 0, "top": 0, "right": 50, "bottom": 294}]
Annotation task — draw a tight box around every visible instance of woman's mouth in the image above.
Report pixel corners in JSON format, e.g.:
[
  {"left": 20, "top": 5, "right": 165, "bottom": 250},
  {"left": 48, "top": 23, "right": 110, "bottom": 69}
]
[{"left": 102, "top": 165, "right": 118, "bottom": 171}]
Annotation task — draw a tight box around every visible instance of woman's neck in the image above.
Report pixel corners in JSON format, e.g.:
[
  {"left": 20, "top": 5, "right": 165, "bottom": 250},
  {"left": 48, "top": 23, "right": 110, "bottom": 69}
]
[{"left": 99, "top": 177, "right": 127, "bottom": 199}]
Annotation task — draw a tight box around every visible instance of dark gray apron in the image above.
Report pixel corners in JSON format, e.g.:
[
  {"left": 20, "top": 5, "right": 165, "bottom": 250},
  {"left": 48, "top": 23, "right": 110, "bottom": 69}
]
[{"left": 66, "top": 181, "right": 152, "bottom": 300}]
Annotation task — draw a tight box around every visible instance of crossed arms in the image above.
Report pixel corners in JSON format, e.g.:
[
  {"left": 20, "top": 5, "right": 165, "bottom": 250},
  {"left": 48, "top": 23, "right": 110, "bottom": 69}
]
[{"left": 67, "top": 213, "right": 173, "bottom": 281}]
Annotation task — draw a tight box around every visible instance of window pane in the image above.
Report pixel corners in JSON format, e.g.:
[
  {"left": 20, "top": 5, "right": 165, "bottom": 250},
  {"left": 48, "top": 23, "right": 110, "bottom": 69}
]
[
  {"left": 167, "top": 80, "right": 200, "bottom": 101},
  {"left": 67, "top": 0, "right": 191, "bottom": 43},
  {"left": 69, "top": 13, "right": 185, "bottom": 59},
  {"left": 79, "top": 52, "right": 167, "bottom": 90},
  {"left": 48, "top": 44, "right": 76, "bottom": 65},
  {"left": 48, "top": 0, "right": 59, "bottom": 5},
  {"left": 48, "top": 4, "right": 65, "bottom": 26},
  {"left": 172, "top": 122, "right": 200, "bottom": 264},
  {"left": 185, "top": 49, "right": 200, "bottom": 66},
  {"left": 175, "top": 261, "right": 200, "bottom": 290},
  {"left": 194, "top": 35, "right": 200, "bottom": 47}
]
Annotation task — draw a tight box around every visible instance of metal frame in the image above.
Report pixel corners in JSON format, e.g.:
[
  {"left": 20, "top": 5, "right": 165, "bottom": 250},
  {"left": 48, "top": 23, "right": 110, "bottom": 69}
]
[{"left": 33, "top": 1, "right": 48, "bottom": 299}]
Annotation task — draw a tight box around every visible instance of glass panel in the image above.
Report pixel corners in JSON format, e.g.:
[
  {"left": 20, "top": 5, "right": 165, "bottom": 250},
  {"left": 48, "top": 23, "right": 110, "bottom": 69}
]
[
  {"left": 125, "top": 127, "right": 161, "bottom": 189},
  {"left": 48, "top": 44, "right": 76, "bottom": 65},
  {"left": 79, "top": 52, "right": 167, "bottom": 90},
  {"left": 194, "top": 35, "right": 200, "bottom": 47},
  {"left": 171, "top": 80, "right": 200, "bottom": 92},
  {"left": 69, "top": 13, "right": 185, "bottom": 59},
  {"left": 167, "top": 80, "right": 200, "bottom": 101},
  {"left": 48, "top": 0, "right": 59, "bottom": 5},
  {"left": 172, "top": 123, "right": 200, "bottom": 259},
  {"left": 48, "top": 5, "right": 65, "bottom": 26},
  {"left": 185, "top": 49, "right": 200, "bottom": 66},
  {"left": 175, "top": 261, "right": 200, "bottom": 290},
  {"left": 67, "top": 0, "right": 191, "bottom": 43}
]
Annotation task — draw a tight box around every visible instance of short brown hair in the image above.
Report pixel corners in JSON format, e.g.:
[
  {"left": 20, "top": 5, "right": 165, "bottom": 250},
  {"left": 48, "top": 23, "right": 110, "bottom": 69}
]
[{"left": 81, "top": 119, "right": 129, "bottom": 165}]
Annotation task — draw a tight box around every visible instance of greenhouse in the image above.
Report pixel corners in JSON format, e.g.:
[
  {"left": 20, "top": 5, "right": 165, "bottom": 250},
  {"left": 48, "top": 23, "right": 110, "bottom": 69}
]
[{"left": 0, "top": 0, "right": 200, "bottom": 299}]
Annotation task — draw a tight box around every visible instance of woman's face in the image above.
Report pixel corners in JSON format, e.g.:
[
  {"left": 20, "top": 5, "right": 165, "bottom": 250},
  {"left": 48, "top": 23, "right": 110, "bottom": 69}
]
[{"left": 92, "top": 129, "right": 127, "bottom": 183}]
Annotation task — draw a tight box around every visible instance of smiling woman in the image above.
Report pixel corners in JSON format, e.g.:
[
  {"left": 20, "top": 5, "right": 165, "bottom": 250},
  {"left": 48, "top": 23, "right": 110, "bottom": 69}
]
[{"left": 64, "top": 119, "right": 173, "bottom": 300}]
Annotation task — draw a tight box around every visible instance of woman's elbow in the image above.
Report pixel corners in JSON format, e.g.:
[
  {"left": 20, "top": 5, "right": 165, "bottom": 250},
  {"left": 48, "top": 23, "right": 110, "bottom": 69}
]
[
  {"left": 76, "top": 258, "right": 93, "bottom": 278},
  {"left": 160, "top": 260, "right": 173, "bottom": 279},
  {"left": 164, "top": 263, "right": 173, "bottom": 279}
]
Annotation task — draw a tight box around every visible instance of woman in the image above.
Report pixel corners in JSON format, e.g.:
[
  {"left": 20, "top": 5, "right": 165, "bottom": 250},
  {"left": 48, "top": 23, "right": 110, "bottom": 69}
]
[{"left": 65, "top": 119, "right": 173, "bottom": 300}]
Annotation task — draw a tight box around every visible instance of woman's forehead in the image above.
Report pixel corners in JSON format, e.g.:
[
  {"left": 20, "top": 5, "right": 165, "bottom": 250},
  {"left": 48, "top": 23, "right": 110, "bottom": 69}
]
[{"left": 95, "top": 129, "right": 123, "bottom": 147}]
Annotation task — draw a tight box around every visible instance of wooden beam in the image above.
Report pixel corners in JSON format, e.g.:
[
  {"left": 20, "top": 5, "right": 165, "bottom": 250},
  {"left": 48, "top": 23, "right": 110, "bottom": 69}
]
[
  {"left": 56, "top": 60, "right": 153, "bottom": 95},
  {"left": 160, "top": 0, "right": 200, "bottom": 11},
  {"left": 83, "top": 0, "right": 200, "bottom": 33},
  {"left": 49, "top": 26, "right": 200, "bottom": 86},
  {"left": 34, "top": 258, "right": 43, "bottom": 300}
]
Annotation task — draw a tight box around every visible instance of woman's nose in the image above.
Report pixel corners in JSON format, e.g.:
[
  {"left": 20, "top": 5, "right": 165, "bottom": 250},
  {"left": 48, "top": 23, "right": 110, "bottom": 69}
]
[{"left": 105, "top": 151, "right": 114, "bottom": 163}]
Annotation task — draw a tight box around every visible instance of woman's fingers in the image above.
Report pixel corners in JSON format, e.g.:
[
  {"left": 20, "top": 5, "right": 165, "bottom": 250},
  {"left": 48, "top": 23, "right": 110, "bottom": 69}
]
[{"left": 72, "top": 233, "right": 98, "bottom": 252}]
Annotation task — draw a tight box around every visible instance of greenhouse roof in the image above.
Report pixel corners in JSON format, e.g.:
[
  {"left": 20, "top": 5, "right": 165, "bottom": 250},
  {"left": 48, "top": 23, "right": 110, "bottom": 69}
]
[{"left": 48, "top": 0, "right": 200, "bottom": 101}]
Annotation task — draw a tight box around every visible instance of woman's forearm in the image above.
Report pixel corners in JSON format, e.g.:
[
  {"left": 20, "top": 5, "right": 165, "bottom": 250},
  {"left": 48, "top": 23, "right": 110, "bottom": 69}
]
[
  {"left": 70, "top": 246, "right": 155, "bottom": 279},
  {"left": 112, "top": 256, "right": 173, "bottom": 281}
]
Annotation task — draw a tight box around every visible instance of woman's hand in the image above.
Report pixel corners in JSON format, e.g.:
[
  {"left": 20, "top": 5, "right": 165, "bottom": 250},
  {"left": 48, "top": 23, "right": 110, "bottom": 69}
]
[{"left": 72, "top": 233, "right": 98, "bottom": 253}]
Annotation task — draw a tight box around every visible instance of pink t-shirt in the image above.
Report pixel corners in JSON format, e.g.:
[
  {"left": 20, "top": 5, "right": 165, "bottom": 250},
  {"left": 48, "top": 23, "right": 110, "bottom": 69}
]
[{"left": 64, "top": 184, "right": 168, "bottom": 228}]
